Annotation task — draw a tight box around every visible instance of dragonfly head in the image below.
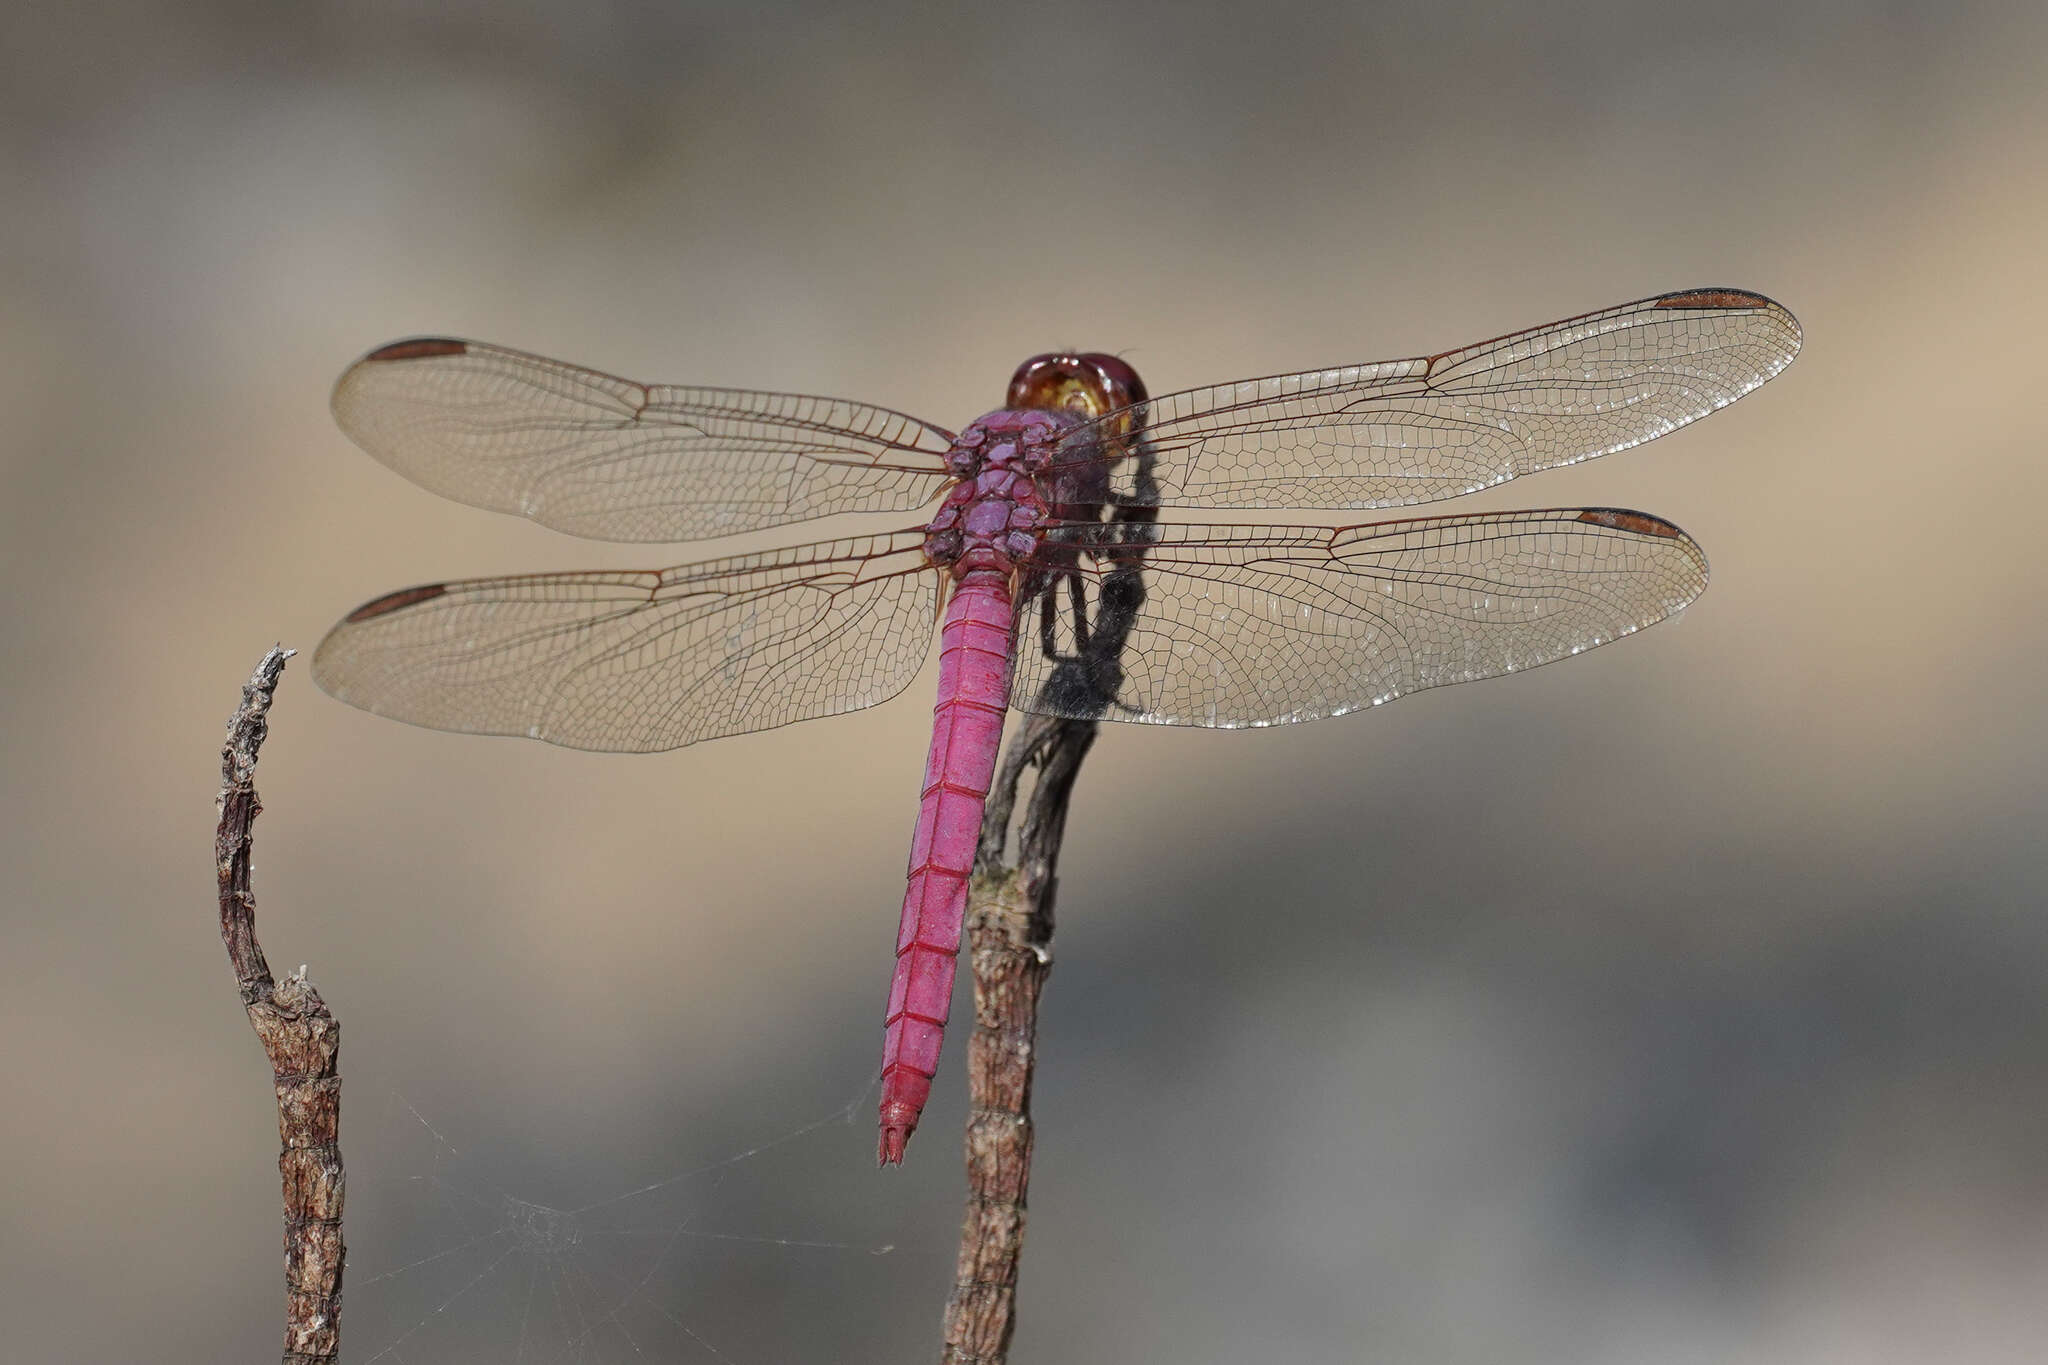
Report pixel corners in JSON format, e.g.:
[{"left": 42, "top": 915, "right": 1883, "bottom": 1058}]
[{"left": 1006, "top": 353, "right": 1148, "bottom": 427}]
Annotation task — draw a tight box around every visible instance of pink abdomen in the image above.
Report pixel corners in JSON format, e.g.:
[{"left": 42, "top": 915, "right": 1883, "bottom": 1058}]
[{"left": 878, "top": 568, "right": 1014, "bottom": 1164}]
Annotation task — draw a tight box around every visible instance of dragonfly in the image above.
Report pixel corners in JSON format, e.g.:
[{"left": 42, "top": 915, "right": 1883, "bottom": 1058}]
[{"left": 312, "top": 288, "right": 1800, "bottom": 1163}]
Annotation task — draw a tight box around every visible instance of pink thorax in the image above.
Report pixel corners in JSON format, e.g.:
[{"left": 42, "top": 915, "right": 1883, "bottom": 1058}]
[{"left": 921, "top": 410, "right": 1078, "bottom": 577}]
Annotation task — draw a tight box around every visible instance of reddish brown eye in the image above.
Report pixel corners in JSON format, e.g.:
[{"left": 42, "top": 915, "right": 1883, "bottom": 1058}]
[
  {"left": 1006, "top": 352, "right": 1148, "bottom": 417},
  {"left": 1075, "top": 353, "right": 1146, "bottom": 408}
]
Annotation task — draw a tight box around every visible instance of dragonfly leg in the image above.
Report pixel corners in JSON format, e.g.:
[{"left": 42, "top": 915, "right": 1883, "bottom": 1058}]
[
  {"left": 1027, "top": 569, "right": 1097, "bottom": 669},
  {"left": 1066, "top": 571, "right": 1092, "bottom": 655}
]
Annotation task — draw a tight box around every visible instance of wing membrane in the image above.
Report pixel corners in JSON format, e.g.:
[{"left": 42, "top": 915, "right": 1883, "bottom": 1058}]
[
  {"left": 313, "top": 533, "right": 941, "bottom": 751},
  {"left": 1053, "top": 289, "right": 1799, "bottom": 509},
  {"left": 1012, "top": 510, "right": 1707, "bottom": 727},
  {"left": 332, "top": 339, "right": 956, "bottom": 541}
]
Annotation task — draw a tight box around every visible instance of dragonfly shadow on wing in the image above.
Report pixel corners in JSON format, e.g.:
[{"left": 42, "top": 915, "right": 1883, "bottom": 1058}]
[{"left": 1020, "top": 430, "right": 1165, "bottom": 724}]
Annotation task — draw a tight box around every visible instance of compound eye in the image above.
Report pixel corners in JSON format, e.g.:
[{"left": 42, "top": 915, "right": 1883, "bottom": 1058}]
[
  {"left": 1076, "top": 353, "right": 1147, "bottom": 409},
  {"left": 1005, "top": 352, "right": 1149, "bottom": 419}
]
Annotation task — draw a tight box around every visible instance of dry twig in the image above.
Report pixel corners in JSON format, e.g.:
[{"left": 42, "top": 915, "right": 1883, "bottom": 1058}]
[
  {"left": 941, "top": 483, "right": 1158, "bottom": 1363},
  {"left": 216, "top": 646, "right": 345, "bottom": 1365},
  {"left": 940, "top": 713, "right": 1094, "bottom": 1364}
]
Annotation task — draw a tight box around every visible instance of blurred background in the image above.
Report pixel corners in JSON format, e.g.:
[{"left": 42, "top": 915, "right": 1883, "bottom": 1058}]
[{"left": 5, "top": 2, "right": 2046, "bottom": 1361}]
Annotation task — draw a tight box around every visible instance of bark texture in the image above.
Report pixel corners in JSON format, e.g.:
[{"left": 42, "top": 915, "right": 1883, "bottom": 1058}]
[
  {"left": 940, "top": 716, "right": 1090, "bottom": 1365},
  {"left": 216, "top": 646, "right": 345, "bottom": 1365}
]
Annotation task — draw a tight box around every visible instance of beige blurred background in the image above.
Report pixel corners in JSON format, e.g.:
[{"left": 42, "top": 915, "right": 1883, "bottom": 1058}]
[{"left": 6, "top": 2, "right": 2047, "bottom": 1361}]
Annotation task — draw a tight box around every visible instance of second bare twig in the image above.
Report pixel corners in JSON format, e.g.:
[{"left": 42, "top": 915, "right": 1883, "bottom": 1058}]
[{"left": 216, "top": 646, "right": 345, "bottom": 1365}]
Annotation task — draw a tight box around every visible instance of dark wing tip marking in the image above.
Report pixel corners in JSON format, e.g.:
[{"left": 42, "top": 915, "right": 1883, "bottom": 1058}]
[
  {"left": 1576, "top": 508, "right": 1686, "bottom": 539},
  {"left": 345, "top": 582, "right": 450, "bottom": 622},
  {"left": 362, "top": 338, "right": 470, "bottom": 362},
  {"left": 1653, "top": 289, "right": 1772, "bottom": 311}
]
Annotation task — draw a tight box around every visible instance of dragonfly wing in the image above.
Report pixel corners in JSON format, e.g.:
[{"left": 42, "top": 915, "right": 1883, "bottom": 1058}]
[
  {"left": 333, "top": 339, "right": 957, "bottom": 541},
  {"left": 313, "top": 533, "right": 941, "bottom": 751},
  {"left": 1011, "top": 511, "right": 1707, "bottom": 727},
  {"left": 1053, "top": 289, "right": 1798, "bottom": 509}
]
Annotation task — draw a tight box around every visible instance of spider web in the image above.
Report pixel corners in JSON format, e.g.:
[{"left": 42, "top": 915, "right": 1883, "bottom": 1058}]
[{"left": 346, "top": 1081, "right": 922, "bottom": 1363}]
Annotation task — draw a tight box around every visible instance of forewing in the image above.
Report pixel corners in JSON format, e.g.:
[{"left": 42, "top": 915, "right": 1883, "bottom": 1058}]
[
  {"left": 313, "top": 533, "right": 941, "bottom": 752},
  {"left": 1053, "top": 289, "right": 1798, "bottom": 508},
  {"left": 332, "top": 339, "right": 956, "bottom": 541},
  {"left": 1012, "top": 510, "right": 1707, "bottom": 727}
]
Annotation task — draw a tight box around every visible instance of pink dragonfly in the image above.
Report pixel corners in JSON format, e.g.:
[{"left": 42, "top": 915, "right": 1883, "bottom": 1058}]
[{"left": 312, "top": 288, "right": 1800, "bottom": 1163}]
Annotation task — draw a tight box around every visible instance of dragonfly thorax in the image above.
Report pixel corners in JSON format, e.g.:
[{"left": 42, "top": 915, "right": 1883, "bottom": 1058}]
[{"left": 923, "top": 410, "right": 1070, "bottom": 577}]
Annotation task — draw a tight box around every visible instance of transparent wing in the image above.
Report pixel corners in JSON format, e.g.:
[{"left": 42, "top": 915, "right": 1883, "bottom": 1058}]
[
  {"left": 332, "top": 339, "right": 957, "bottom": 542},
  {"left": 1052, "top": 289, "right": 1799, "bottom": 508},
  {"left": 1012, "top": 510, "right": 1707, "bottom": 727},
  {"left": 312, "top": 533, "right": 941, "bottom": 752}
]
